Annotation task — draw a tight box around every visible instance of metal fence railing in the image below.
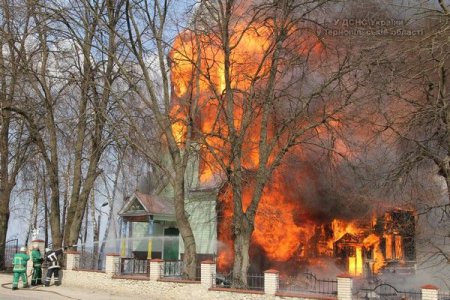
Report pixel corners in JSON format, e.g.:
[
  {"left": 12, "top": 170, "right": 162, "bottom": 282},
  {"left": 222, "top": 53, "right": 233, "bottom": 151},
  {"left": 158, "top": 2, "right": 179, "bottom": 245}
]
[
  {"left": 3, "top": 239, "right": 18, "bottom": 270},
  {"left": 213, "top": 272, "right": 264, "bottom": 291},
  {"left": 279, "top": 273, "right": 337, "bottom": 296},
  {"left": 160, "top": 260, "right": 201, "bottom": 281},
  {"left": 246, "top": 273, "right": 264, "bottom": 291},
  {"left": 354, "top": 283, "right": 421, "bottom": 300},
  {"left": 161, "top": 260, "right": 183, "bottom": 278},
  {"left": 116, "top": 258, "right": 150, "bottom": 277}
]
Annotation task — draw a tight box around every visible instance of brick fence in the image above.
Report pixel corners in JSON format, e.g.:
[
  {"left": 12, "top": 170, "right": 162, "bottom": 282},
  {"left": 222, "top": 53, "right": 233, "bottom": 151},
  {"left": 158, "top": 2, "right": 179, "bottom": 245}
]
[{"left": 63, "top": 253, "right": 440, "bottom": 300}]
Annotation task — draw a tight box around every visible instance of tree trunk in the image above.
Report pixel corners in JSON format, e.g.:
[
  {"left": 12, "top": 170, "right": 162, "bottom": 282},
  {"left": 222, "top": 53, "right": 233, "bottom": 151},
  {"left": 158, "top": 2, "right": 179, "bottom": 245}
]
[
  {"left": 48, "top": 170, "right": 62, "bottom": 248},
  {"left": 90, "top": 192, "right": 99, "bottom": 269},
  {"left": 67, "top": 157, "right": 101, "bottom": 248},
  {"left": 98, "top": 152, "right": 123, "bottom": 266},
  {"left": 82, "top": 204, "right": 88, "bottom": 253},
  {"left": 174, "top": 170, "right": 197, "bottom": 279},
  {"left": 231, "top": 215, "right": 252, "bottom": 288},
  {"left": 43, "top": 173, "right": 49, "bottom": 247},
  {"left": 32, "top": 174, "right": 39, "bottom": 229},
  {"left": 0, "top": 110, "right": 10, "bottom": 270},
  {"left": 61, "top": 161, "right": 71, "bottom": 242},
  {"left": 98, "top": 203, "right": 115, "bottom": 266},
  {"left": 0, "top": 189, "right": 11, "bottom": 270},
  {"left": 25, "top": 176, "right": 39, "bottom": 246},
  {"left": 445, "top": 173, "right": 450, "bottom": 204},
  {"left": 63, "top": 93, "right": 89, "bottom": 245}
]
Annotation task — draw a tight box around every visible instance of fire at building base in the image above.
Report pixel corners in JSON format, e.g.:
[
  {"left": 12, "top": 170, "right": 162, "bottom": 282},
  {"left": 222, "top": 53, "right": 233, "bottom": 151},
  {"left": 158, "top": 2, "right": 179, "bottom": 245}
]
[
  {"left": 235, "top": 208, "right": 416, "bottom": 278},
  {"left": 333, "top": 209, "right": 415, "bottom": 277}
]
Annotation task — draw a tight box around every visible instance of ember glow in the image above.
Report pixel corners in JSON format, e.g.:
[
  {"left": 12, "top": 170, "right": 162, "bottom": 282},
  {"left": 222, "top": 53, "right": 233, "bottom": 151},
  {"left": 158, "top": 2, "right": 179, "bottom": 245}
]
[{"left": 169, "top": 18, "right": 415, "bottom": 277}]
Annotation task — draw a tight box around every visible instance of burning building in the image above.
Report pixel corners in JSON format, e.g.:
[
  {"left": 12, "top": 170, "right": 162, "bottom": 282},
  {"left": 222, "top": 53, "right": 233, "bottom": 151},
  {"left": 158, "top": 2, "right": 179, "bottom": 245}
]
[
  {"left": 331, "top": 209, "right": 416, "bottom": 277},
  {"left": 164, "top": 2, "right": 418, "bottom": 279}
]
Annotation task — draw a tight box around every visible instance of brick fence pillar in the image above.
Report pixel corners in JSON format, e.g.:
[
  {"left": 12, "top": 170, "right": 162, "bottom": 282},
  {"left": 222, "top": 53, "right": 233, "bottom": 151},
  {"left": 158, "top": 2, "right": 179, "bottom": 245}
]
[
  {"left": 264, "top": 269, "right": 279, "bottom": 295},
  {"left": 201, "top": 260, "right": 216, "bottom": 288},
  {"left": 422, "top": 285, "right": 439, "bottom": 300},
  {"left": 150, "top": 259, "right": 164, "bottom": 280},
  {"left": 337, "top": 274, "right": 353, "bottom": 300},
  {"left": 65, "top": 251, "right": 80, "bottom": 270},
  {"left": 30, "top": 239, "right": 45, "bottom": 254},
  {"left": 105, "top": 253, "right": 120, "bottom": 277}
]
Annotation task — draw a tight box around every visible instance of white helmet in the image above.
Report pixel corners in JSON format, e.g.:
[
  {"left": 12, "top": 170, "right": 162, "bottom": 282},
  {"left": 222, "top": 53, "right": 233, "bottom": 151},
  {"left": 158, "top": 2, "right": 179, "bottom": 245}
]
[
  {"left": 19, "top": 247, "right": 26, "bottom": 252},
  {"left": 45, "top": 248, "right": 51, "bottom": 253}
]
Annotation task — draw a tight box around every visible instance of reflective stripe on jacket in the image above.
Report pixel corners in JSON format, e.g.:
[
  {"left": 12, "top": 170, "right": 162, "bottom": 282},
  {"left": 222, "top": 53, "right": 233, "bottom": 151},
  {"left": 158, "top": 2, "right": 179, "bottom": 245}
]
[
  {"left": 45, "top": 249, "right": 63, "bottom": 269},
  {"left": 13, "top": 253, "right": 29, "bottom": 272}
]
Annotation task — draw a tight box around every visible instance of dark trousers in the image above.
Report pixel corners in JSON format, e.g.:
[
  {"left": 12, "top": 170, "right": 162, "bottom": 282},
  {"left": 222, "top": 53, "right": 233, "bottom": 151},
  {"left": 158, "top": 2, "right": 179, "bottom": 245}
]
[{"left": 45, "top": 268, "right": 60, "bottom": 286}]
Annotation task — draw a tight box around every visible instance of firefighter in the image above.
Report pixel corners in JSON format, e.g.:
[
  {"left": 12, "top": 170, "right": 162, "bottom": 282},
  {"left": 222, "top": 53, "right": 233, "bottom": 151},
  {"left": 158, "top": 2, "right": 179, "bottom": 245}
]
[
  {"left": 44, "top": 247, "right": 63, "bottom": 286},
  {"left": 12, "top": 247, "right": 29, "bottom": 290},
  {"left": 31, "top": 245, "right": 43, "bottom": 286},
  {"left": 44, "top": 247, "right": 64, "bottom": 286}
]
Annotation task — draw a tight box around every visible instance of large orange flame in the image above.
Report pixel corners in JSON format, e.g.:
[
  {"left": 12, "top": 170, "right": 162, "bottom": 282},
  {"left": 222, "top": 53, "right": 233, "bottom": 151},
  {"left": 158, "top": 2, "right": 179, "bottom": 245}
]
[{"left": 169, "top": 19, "right": 395, "bottom": 277}]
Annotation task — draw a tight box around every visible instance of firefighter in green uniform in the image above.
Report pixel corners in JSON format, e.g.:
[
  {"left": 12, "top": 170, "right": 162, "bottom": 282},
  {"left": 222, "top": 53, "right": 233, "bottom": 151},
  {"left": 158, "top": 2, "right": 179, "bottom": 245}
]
[
  {"left": 12, "top": 247, "right": 29, "bottom": 290},
  {"left": 31, "top": 245, "right": 43, "bottom": 286}
]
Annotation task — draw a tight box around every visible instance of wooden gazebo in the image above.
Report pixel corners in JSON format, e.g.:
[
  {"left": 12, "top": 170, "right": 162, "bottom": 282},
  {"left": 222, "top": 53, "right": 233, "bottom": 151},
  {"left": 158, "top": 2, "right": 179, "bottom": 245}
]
[{"left": 118, "top": 192, "right": 179, "bottom": 260}]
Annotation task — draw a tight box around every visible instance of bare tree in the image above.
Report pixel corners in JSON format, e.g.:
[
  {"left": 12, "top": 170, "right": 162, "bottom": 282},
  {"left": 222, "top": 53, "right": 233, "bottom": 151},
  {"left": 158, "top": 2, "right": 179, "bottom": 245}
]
[
  {"left": 2, "top": 0, "right": 124, "bottom": 249},
  {"left": 59, "top": 0, "right": 124, "bottom": 249},
  {"left": 0, "top": 0, "right": 34, "bottom": 267},
  {"left": 110, "top": 0, "right": 200, "bottom": 279}
]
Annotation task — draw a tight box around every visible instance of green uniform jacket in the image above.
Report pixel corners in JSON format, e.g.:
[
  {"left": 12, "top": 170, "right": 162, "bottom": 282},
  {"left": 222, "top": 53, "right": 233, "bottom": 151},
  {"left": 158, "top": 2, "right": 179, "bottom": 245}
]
[
  {"left": 13, "top": 253, "right": 29, "bottom": 272},
  {"left": 31, "top": 250, "right": 42, "bottom": 267}
]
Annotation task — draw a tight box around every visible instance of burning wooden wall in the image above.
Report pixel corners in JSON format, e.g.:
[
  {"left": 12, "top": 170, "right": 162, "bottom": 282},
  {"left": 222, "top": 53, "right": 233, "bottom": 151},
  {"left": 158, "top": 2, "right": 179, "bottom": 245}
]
[{"left": 239, "top": 208, "right": 417, "bottom": 277}]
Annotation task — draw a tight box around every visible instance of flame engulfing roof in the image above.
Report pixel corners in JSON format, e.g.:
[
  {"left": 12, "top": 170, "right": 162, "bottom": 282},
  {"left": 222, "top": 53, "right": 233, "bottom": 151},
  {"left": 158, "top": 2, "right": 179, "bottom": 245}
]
[{"left": 118, "top": 191, "right": 175, "bottom": 217}]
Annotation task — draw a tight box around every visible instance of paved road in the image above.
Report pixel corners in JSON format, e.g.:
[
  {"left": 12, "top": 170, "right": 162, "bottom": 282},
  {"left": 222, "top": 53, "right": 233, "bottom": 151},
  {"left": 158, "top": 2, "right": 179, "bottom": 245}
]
[{"left": 0, "top": 273, "right": 142, "bottom": 300}]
